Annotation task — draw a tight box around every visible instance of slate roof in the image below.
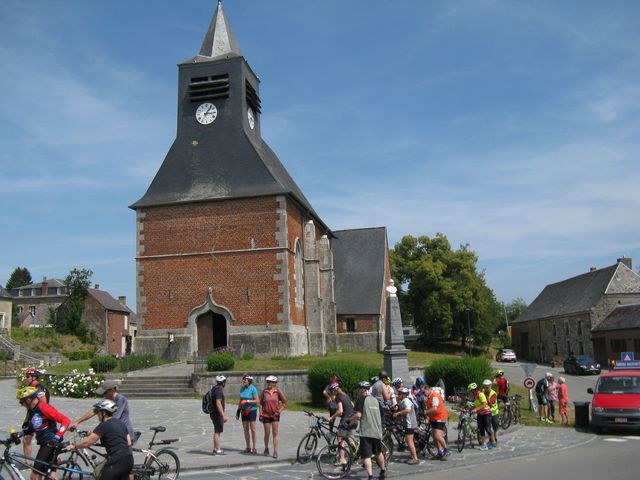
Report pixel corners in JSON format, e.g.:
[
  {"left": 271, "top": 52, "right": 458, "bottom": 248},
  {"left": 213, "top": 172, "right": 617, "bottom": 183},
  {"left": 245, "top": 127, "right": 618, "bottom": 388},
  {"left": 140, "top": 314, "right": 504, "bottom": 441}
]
[
  {"left": 333, "top": 227, "right": 388, "bottom": 315},
  {"left": 0, "top": 286, "right": 11, "bottom": 299},
  {"left": 88, "top": 289, "right": 133, "bottom": 314},
  {"left": 592, "top": 303, "right": 640, "bottom": 332},
  {"left": 514, "top": 263, "right": 639, "bottom": 323},
  {"left": 15, "top": 279, "right": 65, "bottom": 290}
]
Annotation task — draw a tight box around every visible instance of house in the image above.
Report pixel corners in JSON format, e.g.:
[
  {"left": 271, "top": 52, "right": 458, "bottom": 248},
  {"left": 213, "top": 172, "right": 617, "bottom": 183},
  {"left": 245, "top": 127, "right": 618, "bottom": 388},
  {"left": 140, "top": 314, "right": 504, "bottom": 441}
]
[
  {"left": 10, "top": 278, "right": 67, "bottom": 328},
  {"left": 57, "top": 286, "right": 137, "bottom": 357},
  {"left": 129, "top": 3, "right": 390, "bottom": 359},
  {"left": 0, "top": 286, "right": 12, "bottom": 334},
  {"left": 511, "top": 258, "right": 640, "bottom": 363},
  {"left": 591, "top": 303, "right": 640, "bottom": 365}
]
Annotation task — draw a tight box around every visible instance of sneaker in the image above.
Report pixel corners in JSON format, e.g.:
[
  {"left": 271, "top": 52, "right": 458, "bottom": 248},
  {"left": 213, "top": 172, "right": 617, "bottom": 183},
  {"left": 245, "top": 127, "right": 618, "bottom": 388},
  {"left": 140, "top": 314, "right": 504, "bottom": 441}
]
[
  {"left": 407, "top": 458, "right": 420, "bottom": 465},
  {"left": 263, "top": 448, "right": 270, "bottom": 456},
  {"left": 479, "top": 444, "right": 489, "bottom": 451},
  {"left": 443, "top": 448, "right": 451, "bottom": 457},
  {"left": 378, "top": 470, "right": 386, "bottom": 479},
  {"left": 213, "top": 449, "right": 225, "bottom": 455}
]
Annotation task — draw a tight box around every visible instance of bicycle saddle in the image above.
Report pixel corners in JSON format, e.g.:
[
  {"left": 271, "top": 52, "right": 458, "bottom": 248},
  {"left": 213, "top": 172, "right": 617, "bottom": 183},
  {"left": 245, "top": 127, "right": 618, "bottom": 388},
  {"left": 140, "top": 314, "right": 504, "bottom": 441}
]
[{"left": 150, "top": 426, "right": 166, "bottom": 432}]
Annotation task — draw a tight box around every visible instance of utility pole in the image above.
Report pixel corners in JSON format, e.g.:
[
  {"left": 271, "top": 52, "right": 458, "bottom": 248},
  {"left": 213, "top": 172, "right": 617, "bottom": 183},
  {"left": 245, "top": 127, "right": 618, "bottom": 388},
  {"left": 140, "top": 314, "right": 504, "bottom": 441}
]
[{"left": 466, "top": 309, "right": 472, "bottom": 355}]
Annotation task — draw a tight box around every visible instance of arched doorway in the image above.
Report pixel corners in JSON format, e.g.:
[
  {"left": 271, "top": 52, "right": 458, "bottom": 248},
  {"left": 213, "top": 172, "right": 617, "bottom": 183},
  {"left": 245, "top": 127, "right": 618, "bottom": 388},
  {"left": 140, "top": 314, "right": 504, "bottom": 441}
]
[{"left": 196, "top": 311, "right": 228, "bottom": 354}]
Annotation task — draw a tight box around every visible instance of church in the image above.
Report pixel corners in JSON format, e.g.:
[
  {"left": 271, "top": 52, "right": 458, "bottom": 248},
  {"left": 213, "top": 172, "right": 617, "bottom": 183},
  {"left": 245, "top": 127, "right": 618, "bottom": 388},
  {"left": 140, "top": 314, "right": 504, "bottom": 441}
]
[{"left": 130, "top": 2, "right": 391, "bottom": 359}]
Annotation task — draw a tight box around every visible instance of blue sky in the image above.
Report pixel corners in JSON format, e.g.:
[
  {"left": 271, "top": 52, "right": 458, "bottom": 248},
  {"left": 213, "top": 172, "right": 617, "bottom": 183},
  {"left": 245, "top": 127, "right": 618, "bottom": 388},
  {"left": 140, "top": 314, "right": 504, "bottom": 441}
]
[{"left": 1, "top": 0, "right": 639, "bottom": 310}]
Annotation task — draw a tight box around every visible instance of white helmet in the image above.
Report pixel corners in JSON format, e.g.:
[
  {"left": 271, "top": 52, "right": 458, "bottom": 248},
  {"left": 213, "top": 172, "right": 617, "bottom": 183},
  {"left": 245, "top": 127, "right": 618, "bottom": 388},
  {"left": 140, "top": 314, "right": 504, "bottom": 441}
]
[
  {"left": 215, "top": 375, "right": 227, "bottom": 384},
  {"left": 266, "top": 375, "right": 278, "bottom": 383},
  {"left": 93, "top": 399, "right": 117, "bottom": 414},
  {"left": 482, "top": 379, "right": 492, "bottom": 387}
]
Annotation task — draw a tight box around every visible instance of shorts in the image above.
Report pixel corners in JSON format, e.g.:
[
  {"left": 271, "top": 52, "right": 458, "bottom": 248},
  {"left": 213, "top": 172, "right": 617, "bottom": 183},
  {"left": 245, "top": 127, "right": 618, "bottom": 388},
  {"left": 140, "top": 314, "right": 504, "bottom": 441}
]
[
  {"left": 101, "top": 455, "right": 134, "bottom": 480},
  {"left": 210, "top": 415, "right": 224, "bottom": 433},
  {"left": 498, "top": 395, "right": 509, "bottom": 404},
  {"left": 241, "top": 410, "right": 257, "bottom": 422},
  {"left": 491, "top": 415, "right": 500, "bottom": 432},
  {"left": 477, "top": 414, "right": 493, "bottom": 437},
  {"left": 430, "top": 421, "right": 447, "bottom": 431},
  {"left": 34, "top": 443, "right": 56, "bottom": 475},
  {"left": 404, "top": 428, "right": 416, "bottom": 435},
  {"left": 536, "top": 394, "right": 548, "bottom": 406},
  {"left": 359, "top": 436, "right": 383, "bottom": 459},
  {"left": 260, "top": 413, "right": 280, "bottom": 424}
]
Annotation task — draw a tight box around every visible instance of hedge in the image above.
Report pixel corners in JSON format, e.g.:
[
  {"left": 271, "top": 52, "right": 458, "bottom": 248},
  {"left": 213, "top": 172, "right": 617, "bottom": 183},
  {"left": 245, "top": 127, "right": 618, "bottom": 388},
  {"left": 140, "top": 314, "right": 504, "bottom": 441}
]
[
  {"left": 207, "top": 351, "right": 235, "bottom": 371},
  {"left": 90, "top": 355, "right": 118, "bottom": 373},
  {"left": 424, "top": 356, "right": 493, "bottom": 397},
  {"left": 308, "top": 360, "right": 379, "bottom": 406}
]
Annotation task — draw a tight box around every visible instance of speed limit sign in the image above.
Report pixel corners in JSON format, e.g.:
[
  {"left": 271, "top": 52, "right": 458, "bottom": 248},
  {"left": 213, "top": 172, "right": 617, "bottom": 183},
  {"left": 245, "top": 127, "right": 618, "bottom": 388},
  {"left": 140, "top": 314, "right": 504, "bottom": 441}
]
[{"left": 523, "top": 376, "right": 535, "bottom": 389}]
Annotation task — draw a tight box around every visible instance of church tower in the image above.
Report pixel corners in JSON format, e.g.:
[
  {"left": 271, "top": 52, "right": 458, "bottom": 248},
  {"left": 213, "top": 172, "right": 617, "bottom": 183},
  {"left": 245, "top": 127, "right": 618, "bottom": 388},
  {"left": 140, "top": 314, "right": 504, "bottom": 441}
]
[{"left": 130, "top": 2, "right": 333, "bottom": 358}]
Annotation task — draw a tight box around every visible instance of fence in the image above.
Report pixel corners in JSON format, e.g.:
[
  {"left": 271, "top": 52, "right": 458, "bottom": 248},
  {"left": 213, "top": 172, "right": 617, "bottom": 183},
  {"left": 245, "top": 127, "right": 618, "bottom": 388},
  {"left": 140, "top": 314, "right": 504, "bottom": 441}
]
[{"left": 0, "top": 359, "right": 30, "bottom": 377}]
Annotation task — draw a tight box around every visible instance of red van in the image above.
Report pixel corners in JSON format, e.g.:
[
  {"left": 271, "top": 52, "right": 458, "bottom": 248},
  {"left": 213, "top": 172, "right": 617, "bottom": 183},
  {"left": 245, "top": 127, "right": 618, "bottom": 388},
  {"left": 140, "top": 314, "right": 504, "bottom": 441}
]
[{"left": 588, "top": 368, "right": 640, "bottom": 433}]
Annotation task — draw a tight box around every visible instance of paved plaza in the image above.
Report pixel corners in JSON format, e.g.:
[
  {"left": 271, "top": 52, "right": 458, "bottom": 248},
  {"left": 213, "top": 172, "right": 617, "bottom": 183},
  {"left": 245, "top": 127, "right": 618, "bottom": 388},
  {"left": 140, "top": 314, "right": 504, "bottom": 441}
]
[{"left": 0, "top": 377, "right": 596, "bottom": 477}]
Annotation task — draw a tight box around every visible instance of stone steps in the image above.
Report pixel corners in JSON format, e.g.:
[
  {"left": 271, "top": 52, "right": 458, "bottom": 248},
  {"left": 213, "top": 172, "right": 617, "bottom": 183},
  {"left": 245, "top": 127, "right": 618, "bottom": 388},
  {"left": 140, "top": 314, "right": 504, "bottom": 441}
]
[{"left": 117, "top": 375, "right": 196, "bottom": 398}]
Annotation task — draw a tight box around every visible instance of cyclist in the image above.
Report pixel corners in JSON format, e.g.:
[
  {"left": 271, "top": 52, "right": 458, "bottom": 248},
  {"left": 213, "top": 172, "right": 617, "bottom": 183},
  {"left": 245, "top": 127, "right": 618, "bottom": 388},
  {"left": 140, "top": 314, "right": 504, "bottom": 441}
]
[
  {"left": 259, "top": 375, "right": 287, "bottom": 459},
  {"left": 535, "top": 374, "right": 550, "bottom": 422},
  {"left": 322, "top": 376, "right": 339, "bottom": 431},
  {"left": 483, "top": 379, "right": 499, "bottom": 447},
  {"left": 370, "top": 371, "right": 391, "bottom": 412},
  {"left": 468, "top": 382, "right": 492, "bottom": 451},
  {"left": 68, "top": 399, "right": 133, "bottom": 480},
  {"left": 17, "top": 386, "right": 70, "bottom": 480},
  {"left": 327, "top": 383, "right": 357, "bottom": 466},
  {"left": 350, "top": 381, "right": 387, "bottom": 480},
  {"left": 424, "top": 383, "right": 450, "bottom": 460},
  {"left": 236, "top": 374, "right": 259, "bottom": 454},
  {"left": 393, "top": 387, "right": 420, "bottom": 465},
  {"left": 208, "top": 375, "right": 228, "bottom": 455},
  {"left": 72, "top": 380, "right": 135, "bottom": 443},
  {"left": 22, "top": 369, "right": 50, "bottom": 461}
]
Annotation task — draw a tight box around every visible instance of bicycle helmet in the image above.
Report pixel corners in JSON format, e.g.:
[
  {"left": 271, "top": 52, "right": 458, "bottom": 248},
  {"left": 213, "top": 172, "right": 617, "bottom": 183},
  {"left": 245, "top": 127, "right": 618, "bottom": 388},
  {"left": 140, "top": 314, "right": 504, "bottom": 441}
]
[
  {"left": 467, "top": 382, "right": 478, "bottom": 391},
  {"left": 16, "top": 386, "right": 39, "bottom": 400},
  {"left": 482, "top": 379, "right": 492, "bottom": 387},
  {"left": 370, "top": 376, "right": 379, "bottom": 384},
  {"left": 496, "top": 370, "right": 505, "bottom": 376},
  {"left": 266, "top": 375, "right": 278, "bottom": 383},
  {"left": 329, "top": 376, "right": 339, "bottom": 383},
  {"left": 93, "top": 399, "right": 117, "bottom": 414},
  {"left": 215, "top": 375, "right": 227, "bottom": 384},
  {"left": 392, "top": 377, "right": 403, "bottom": 386},
  {"left": 358, "top": 381, "right": 371, "bottom": 389},
  {"left": 379, "top": 370, "right": 389, "bottom": 380},
  {"left": 25, "top": 368, "right": 42, "bottom": 378},
  {"left": 242, "top": 374, "right": 254, "bottom": 381},
  {"left": 415, "top": 376, "right": 425, "bottom": 386},
  {"left": 398, "top": 387, "right": 410, "bottom": 395},
  {"left": 328, "top": 382, "right": 339, "bottom": 391}
]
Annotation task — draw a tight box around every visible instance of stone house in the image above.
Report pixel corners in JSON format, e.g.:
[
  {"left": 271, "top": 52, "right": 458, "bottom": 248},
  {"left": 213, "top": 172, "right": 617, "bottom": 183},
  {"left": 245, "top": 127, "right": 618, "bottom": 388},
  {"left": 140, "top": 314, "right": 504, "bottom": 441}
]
[
  {"left": 0, "top": 286, "right": 12, "bottom": 334},
  {"left": 129, "top": 3, "right": 390, "bottom": 359},
  {"left": 591, "top": 303, "right": 640, "bottom": 365},
  {"left": 10, "top": 278, "right": 67, "bottom": 328},
  {"left": 511, "top": 258, "right": 640, "bottom": 363}
]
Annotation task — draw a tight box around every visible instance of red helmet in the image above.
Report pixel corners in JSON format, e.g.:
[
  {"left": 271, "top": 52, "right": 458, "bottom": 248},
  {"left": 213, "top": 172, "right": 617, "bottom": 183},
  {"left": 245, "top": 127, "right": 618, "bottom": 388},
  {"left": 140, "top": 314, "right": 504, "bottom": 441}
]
[{"left": 25, "top": 368, "right": 42, "bottom": 377}]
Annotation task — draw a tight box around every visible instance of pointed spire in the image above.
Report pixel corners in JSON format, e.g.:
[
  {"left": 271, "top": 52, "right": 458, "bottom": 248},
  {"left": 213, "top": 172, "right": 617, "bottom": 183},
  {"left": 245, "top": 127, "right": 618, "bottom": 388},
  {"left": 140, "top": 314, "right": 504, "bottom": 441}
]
[{"left": 197, "top": 1, "right": 242, "bottom": 61}]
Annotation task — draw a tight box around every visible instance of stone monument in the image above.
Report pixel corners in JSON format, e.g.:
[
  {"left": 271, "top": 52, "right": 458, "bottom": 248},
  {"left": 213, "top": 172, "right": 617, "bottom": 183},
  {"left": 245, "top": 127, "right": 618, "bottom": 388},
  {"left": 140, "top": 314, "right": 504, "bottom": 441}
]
[{"left": 383, "top": 280, "right": 410, "bottom": 382}]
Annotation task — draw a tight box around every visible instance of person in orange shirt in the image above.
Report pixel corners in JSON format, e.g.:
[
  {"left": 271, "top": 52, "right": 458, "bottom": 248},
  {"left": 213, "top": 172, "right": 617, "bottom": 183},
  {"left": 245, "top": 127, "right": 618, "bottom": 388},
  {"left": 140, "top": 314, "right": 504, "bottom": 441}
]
[
  {"left": 424, "top": 383, "right": 450, "bottom": 459},
  {"left": 558, "top": 377, "right": 570, "bottom": 425}
]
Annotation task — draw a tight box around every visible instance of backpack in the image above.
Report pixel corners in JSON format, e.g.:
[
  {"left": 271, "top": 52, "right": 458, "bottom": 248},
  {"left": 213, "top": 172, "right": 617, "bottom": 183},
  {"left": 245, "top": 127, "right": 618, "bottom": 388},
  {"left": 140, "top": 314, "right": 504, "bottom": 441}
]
[{"left": 201, "top": 386, "right": 217, "bottom": 414}]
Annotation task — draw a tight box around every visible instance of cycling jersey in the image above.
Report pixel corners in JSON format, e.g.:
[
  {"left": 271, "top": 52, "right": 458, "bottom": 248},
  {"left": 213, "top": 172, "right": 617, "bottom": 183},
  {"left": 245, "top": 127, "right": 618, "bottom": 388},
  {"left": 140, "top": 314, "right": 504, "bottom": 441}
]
[
  {"left": 486, "top": 389, "right": 499, "bottom": 416},
  {"left": 23, "top": 403, "right": 70, "bottom": 445}
]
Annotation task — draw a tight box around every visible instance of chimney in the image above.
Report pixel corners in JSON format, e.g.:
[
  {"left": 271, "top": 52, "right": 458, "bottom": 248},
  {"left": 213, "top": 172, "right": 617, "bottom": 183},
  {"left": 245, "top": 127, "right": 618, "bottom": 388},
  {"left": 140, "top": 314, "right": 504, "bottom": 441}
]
[
  {"left": 118, "top": 296, "right": 126, "bottom": 306},
  {"left": 589, "top": 267, "right": 597, "bottom": 272},
  {"left": 617, "top": 257, "right": 632, "bottom": 270},
  {"left": 94, "top": 284, "right": 100, "bottom": 290}
]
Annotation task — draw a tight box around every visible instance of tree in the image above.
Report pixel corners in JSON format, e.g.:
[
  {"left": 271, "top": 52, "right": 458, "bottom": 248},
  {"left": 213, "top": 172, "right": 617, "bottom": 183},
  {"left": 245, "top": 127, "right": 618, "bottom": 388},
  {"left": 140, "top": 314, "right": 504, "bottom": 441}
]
[
  {"left": 5, "top": 267, "right": 32, "bottom": 290},
  {"left": 498, "top": 297, "right": 528, "bottom": 331},
  {"left": 53, "top": 268, "right": 93, "bottom": 340},
  {"left": 390, "top": 233, "right": 501, "bottom": 348}
]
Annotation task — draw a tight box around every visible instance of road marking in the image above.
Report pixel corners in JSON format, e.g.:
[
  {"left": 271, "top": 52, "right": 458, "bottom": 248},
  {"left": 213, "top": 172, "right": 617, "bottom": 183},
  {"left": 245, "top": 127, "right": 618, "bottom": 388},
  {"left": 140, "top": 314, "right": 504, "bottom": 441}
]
[
  {"left": 603, "top": 438, "right": 626, "bottom": 442},
  {"left": 623, "top": 436, "right": 640, "bottom": 440}
]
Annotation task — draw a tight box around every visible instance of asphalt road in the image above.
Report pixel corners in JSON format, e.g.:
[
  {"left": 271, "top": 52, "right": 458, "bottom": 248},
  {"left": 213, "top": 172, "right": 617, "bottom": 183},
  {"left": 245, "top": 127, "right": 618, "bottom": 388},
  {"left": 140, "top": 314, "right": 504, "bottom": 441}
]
[{"left": 491, "top": 360, "right": 599, "bottom": 402}]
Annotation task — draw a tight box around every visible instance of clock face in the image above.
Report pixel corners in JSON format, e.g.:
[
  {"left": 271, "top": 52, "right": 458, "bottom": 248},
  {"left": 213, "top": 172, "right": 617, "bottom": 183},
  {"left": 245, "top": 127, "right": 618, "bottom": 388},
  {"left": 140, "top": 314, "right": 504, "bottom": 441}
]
[
  {"left": 247, "top": 108, "right": 255, "bottom": 129},
  {"left": 195, "top": 103, "right": 217, "bottom": 125}
]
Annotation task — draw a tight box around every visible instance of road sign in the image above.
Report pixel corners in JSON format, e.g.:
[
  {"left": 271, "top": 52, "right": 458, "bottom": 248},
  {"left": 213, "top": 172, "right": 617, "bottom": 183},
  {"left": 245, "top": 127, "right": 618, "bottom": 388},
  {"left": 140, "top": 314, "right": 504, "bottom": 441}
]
[
  {"left": 621, "top": 352, "right": 635, "bottom": 361},
  {"left": 523, "top": 377, "right": 536, "bottom": 389},
  {"left": 615, "top": 360, "right": 640, "bottom": 369},
  {"left": 521, "top": 363, "right": 537, "bottom": 377}
]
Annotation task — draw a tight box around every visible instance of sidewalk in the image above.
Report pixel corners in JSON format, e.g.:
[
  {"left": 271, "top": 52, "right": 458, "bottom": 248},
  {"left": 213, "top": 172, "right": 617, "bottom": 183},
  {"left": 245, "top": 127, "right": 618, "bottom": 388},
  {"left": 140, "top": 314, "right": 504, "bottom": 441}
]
[{"left": 0, "top": 379, "right": 595, "bottom": 473}]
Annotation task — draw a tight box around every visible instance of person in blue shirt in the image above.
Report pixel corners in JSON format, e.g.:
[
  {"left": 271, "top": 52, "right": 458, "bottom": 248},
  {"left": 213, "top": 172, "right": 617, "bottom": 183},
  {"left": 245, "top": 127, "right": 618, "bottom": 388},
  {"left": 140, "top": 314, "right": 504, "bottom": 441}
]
[{"left": 236, "top": 374, "right": 259, "bottom": 454}]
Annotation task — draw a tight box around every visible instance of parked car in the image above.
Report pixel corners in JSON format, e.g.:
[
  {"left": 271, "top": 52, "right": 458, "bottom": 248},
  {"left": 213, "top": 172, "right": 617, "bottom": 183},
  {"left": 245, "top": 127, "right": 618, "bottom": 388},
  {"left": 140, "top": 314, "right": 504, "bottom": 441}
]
[
  {"left": 564, "top": 355, "right": 601, "bottom": 375},
  {"left": 588, "top": 368, "right": 640, "bottom": 433},
  {"left": 495, "top": 348, "right": 517, "bottom": 362}
]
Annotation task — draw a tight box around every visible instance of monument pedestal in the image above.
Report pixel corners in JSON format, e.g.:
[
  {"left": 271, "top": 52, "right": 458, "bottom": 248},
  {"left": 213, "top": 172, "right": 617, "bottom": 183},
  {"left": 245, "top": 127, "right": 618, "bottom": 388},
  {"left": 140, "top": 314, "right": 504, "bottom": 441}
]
[{"left": 383, "top": 280, "right": 410, "bottom": 383}]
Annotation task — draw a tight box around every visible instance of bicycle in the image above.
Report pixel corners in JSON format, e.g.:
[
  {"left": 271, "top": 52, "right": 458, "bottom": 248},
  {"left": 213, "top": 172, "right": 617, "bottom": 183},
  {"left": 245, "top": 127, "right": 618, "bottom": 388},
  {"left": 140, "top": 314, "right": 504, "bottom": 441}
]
[
  {"left": 498, "top": 398, "right": 512, "bottom": 430},
  {"left": 296, "top": 411, "right": 337, "bottom": 463},
  {"left": 316, "top": 431, "right": 389, "bottom": 480},
  {"left": 57, "top": 429, "right": 107, "bottom": 478},
  {"left": 415, "top": 419, "right": 449, "bottom": 457},
  {"left": 380, "top": 413, "right": 405, "bottom": 461},
  {"left": 455, "top": 406, "right": 481, "bottom": 452},
  {"left": 130, "top": 426, "right": 180, "bottom": 480},
  {"left": 510, "top": 394, "right": 522, "bottom": 425},
  {"left": 0, "top": 432, "right": 92, "bottom": 480}
]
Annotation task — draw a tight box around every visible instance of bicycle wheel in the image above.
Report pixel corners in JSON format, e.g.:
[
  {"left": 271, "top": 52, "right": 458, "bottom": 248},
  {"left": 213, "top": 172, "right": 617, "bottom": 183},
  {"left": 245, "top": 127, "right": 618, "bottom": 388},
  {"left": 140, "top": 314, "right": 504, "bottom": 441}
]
[
  {"left": 500, "top": 405, "right": 512, "bottom": 430},
  {"left": 381, "top": 432, "right": 394, "bottom": 461},
  {"left": 456, "top": 424, "right": 465, "bottom": 452},
  {"left": 59, "top": 459, "right": 84, "bottom": 480},
  {"left": 316, "top": 444, "right": 351, "bottom": 480},
  {"left": 297, "top": 432, "right": 319, "bottom": 464},
  {"left": 153, "top": 449, "right": 180, "bottom": 480}
]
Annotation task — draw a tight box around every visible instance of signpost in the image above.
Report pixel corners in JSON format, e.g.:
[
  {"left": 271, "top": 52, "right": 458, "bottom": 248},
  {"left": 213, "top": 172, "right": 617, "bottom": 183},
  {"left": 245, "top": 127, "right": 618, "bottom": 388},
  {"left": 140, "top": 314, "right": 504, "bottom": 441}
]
[
  {"left": 523, "top": 376, "right": 537, "bottom": 412},
  {"left": 615, "top": 352, "right": 640, "bottom": 369},
  {"left": 523, "top": 377, "right": 535, "bottom": 389}
]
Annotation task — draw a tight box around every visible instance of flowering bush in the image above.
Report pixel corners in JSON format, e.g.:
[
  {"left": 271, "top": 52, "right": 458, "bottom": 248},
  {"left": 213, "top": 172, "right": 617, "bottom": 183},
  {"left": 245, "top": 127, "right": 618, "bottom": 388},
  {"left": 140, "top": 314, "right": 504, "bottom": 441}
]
[{"left": 17, "top": 366, "right": 103, "bottom": 398}]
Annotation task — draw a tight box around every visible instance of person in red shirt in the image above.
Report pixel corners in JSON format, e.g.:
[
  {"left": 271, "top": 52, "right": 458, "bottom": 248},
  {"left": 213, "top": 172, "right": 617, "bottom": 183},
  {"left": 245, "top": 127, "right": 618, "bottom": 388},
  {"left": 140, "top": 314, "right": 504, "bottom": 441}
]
[
  {"left": 558, "top": 376, "right": 570, "bottom": 425},
  {"left": 17, "top": 386, "right": 70, "bottom": 480},
  {"left": 259, "top": 375, "right": 287, "bottom": 459},
  {"left": 21, "top": 369, "right": 50, "bottom": 461},
  {"left": 493, "top": 370, "right": 510, "bottom": 404}
]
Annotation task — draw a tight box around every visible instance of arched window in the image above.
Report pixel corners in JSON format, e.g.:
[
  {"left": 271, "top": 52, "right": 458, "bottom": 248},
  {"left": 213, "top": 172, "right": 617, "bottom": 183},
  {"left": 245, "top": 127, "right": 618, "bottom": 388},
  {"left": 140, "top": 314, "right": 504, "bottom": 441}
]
[{"left": 295, "top": 240, "right": 304, "bottom": 306}]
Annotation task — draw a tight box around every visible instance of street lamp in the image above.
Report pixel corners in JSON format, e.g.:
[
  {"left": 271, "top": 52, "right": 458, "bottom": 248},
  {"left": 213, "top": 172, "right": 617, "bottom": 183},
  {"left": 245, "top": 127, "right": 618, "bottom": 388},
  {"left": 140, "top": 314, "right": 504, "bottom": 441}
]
[{"left": 466, "top": 309, "right": 471, "bottom": 355}]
